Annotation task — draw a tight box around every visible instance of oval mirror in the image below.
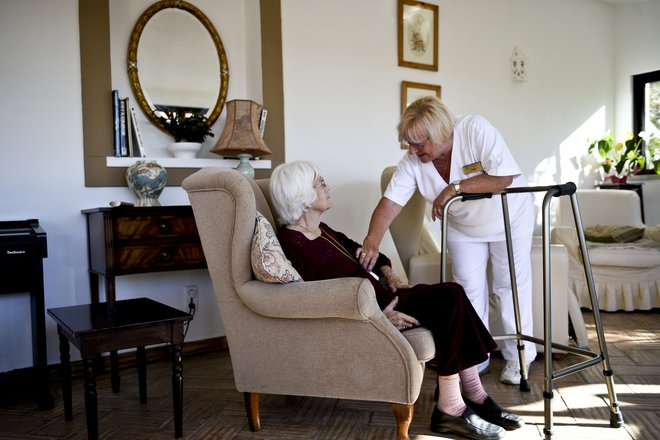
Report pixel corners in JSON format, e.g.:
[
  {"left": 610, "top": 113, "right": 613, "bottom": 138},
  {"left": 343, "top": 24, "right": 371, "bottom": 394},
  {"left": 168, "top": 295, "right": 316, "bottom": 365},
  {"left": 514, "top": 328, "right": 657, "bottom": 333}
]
[{"left": 127, "top": 0, "right": 229, "bottom": 131}]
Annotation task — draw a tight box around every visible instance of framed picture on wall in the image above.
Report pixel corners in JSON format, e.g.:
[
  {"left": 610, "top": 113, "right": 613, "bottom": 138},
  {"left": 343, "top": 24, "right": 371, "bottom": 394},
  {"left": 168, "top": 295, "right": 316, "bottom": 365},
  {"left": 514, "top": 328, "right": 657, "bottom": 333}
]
[
  {"left": 397, "top": 0, "right": 439, "bottom": 71},
  {"left": 400, "top": 81, "right": 441, "bottom": 148}
]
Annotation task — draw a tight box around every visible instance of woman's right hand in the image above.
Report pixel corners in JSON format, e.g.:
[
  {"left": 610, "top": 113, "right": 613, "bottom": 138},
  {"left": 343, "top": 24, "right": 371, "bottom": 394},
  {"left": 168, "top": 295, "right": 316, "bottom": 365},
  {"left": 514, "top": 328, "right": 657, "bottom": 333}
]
[
  {"left": 360, "top": 197, "right": 403, "bottom": 271},
  {"left": 383, "top": 297, "right": 419, "bottom": 330},
  {"left": 431, "top": 186, "right": 454, "bottom": 221}
]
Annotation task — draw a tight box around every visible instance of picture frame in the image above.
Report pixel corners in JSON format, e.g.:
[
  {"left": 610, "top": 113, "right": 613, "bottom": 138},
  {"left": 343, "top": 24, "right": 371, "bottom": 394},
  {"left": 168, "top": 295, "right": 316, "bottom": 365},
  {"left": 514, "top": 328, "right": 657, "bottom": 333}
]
[
  {"left": 400, "top": 81, "right": 441, "bottom": 148},
  {"left": 398, "top": 0, "right": 439, "bottom": 71}
]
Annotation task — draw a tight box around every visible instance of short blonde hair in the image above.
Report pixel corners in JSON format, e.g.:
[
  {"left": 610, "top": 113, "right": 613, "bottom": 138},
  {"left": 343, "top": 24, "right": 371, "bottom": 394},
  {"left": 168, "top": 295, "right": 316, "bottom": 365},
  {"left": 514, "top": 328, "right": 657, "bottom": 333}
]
[
  {"left": 398, "top": 96, "right": 454, "bottom": 145},
  {"left": 270, "top": 161, "right": 321, "bottom": 225}
]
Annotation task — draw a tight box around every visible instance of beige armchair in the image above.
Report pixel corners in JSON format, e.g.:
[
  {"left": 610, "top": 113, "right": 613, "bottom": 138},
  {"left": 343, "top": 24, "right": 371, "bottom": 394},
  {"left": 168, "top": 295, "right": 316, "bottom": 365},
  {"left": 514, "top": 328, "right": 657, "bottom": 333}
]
[
  {"left": 182, "top": 167, "right": 435, "bottom": 440},
  {"left": 380, "top": 167, "right": 572, "bottom": 349}
]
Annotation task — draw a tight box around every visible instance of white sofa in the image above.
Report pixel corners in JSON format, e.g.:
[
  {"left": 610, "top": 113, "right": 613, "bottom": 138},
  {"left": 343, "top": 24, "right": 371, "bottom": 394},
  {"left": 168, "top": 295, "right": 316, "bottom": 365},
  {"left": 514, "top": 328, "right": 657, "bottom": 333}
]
[
  {"left": 552, "top": 189, "right": 660, "bottom": 313},
  {"left": 381, "top": 167, "right": 571, "bottom": 351}
]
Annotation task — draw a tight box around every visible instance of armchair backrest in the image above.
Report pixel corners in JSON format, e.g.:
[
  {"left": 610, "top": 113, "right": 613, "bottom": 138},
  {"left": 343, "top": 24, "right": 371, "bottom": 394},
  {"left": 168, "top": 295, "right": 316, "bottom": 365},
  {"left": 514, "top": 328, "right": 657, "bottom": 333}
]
[
  {"left": 557, "top": 189, "right": 645, "bottom": 228},
  {"left": 181, "top": 168, "right": 275, "bottom": 362},
  {"left": 381, "top": 166, "right": 440, "bottom": 277}
]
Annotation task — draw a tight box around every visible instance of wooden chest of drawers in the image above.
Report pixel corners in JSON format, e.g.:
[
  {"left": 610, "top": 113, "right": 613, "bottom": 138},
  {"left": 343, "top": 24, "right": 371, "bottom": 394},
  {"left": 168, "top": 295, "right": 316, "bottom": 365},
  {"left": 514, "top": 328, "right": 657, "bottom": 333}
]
[{"left": 82, "top": 205, "right": 207, "bottom": 303}]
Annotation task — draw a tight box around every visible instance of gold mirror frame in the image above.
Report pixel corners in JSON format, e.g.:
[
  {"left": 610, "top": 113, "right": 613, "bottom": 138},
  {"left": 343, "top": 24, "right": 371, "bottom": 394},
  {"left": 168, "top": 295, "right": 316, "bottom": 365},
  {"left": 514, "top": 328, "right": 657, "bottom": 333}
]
[{"left": 127, "top": 0, "right": 229, "bottom": 132}]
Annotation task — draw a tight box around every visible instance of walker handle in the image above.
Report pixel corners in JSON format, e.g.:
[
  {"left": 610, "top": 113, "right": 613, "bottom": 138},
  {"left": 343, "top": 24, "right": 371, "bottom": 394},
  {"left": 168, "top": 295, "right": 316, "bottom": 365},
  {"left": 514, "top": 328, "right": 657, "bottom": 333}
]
[
  {"left": 551, "top": 182, "right": 576, "bottom": 197},
  {"left": 461, "top": 193, "right": 493, "bottom": 201}
]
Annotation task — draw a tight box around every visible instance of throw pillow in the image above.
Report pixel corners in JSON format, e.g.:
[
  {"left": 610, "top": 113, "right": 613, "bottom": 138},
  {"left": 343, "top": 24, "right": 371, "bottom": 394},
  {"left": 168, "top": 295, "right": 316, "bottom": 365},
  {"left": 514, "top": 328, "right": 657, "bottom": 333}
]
[
  {"left": 584, "top": 224, "right": 644, "bottom": 243},
  {"left": 250, "top": 212, "right": 302, "bottom": 283}
]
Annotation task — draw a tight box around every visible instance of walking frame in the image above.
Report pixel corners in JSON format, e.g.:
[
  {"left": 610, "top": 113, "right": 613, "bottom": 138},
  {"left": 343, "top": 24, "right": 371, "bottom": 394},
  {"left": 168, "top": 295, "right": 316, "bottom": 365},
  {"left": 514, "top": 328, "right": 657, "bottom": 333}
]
[{"left": 440, "top": 182, "right": 624, "bottom": 439}]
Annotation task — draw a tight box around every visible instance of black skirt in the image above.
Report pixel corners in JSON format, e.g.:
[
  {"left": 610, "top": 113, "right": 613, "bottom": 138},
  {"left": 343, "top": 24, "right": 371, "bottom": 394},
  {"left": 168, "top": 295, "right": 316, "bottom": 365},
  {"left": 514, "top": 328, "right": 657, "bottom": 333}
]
[{"left": 393, "top": 282, "right": 496, "bottom": 376}]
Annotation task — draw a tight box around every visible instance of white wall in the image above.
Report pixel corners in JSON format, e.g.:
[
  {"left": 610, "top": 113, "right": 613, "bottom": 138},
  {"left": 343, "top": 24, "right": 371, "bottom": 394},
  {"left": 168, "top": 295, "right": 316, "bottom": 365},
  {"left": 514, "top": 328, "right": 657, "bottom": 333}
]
[
  {"left": 1, "top": 0, "right": 657, "bottom": 373},
  {"left": 281, "top": 0, "right": 621, "bottom": 256},
  {"left": 613, "top": 0, "right": 660, "bottom": 135}
]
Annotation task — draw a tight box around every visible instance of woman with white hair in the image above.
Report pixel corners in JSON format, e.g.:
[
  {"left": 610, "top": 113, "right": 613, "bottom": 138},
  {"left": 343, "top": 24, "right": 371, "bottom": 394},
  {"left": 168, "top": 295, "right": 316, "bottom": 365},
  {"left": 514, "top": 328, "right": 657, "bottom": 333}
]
[{"left": 270, "top": 160, "right": 523, "bottom": 440}]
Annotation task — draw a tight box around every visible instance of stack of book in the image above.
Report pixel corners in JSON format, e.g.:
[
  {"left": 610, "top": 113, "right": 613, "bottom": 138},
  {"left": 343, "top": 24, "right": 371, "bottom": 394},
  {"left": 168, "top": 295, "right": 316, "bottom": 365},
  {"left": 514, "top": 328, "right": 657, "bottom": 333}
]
[{"left": 112, "top": 89, "right": 146, "bottom": 158}]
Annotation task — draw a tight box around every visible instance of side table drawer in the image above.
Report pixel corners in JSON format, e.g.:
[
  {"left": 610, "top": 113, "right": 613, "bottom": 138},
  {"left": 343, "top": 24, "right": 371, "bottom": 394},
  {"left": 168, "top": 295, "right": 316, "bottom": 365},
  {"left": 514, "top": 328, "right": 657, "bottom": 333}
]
[
  {"left": 116, "top": 243, "right": 206, "bottom": 272},
  {"left": 115, "top": 214, "right": 198, "bottom": 240}
]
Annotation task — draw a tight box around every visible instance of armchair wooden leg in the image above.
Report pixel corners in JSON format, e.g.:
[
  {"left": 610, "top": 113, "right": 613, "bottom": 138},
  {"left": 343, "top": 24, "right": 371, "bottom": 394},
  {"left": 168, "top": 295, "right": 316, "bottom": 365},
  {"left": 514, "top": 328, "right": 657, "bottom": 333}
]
[
  {"left": 390, "top": 403, "right": 413, "bottom": 440},
  {"left": 244, "top": 392, "right": 261, "bottom": 432}
]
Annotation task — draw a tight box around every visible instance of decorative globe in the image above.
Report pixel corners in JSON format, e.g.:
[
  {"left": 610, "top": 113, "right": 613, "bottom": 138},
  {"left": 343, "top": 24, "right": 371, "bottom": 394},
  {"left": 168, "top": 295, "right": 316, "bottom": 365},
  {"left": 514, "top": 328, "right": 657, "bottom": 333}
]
[{"left": 126, "top": 160, "right": 168, "bottom": 206}]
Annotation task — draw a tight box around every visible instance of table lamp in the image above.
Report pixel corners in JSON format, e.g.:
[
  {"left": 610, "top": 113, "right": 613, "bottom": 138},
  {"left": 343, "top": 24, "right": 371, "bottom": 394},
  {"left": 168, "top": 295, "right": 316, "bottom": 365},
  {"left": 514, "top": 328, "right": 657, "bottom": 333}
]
[{"left": 210, "top": 99, "right": 272, "bottom": 179}]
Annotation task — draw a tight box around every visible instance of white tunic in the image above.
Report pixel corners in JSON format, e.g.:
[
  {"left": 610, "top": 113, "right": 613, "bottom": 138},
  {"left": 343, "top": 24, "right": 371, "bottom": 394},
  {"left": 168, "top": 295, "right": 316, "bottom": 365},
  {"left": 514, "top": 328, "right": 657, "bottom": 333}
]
[{"left": 384, "top": 115, "right": 534, "bottom": 241}]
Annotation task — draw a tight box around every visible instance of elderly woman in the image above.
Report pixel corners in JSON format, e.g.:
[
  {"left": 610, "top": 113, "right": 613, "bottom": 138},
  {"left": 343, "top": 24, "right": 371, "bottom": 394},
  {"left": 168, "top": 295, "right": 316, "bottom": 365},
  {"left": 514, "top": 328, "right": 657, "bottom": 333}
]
[{"left": 269, "top": 161, "right": 523, "bottom": 440}]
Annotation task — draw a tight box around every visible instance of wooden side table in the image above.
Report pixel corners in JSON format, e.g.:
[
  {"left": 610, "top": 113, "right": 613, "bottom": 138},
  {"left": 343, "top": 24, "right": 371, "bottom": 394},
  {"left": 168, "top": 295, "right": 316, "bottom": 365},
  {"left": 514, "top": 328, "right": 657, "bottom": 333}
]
[{"left": 47, "top": 298, "right": 192, "bottom": 439}]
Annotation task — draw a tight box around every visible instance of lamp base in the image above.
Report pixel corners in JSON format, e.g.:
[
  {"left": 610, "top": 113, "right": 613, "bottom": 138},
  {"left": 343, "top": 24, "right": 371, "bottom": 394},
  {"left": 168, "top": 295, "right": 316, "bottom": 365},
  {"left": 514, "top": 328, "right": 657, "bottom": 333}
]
[{"left": 235, "top": 152, "right": 255, "bottom": 179}]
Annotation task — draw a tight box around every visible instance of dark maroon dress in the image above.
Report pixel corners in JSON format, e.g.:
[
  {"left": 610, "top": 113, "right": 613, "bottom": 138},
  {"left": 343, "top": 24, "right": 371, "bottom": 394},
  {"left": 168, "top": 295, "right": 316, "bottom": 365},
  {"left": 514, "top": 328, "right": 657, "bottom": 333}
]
[{"left": 277, "top": 223, "right": 496, "bottom": 376}]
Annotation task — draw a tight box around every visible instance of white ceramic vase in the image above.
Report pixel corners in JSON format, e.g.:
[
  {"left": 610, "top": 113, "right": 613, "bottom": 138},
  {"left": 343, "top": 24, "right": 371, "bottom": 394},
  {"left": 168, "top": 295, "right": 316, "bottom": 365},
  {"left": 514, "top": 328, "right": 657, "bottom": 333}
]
[
  {"left": 167, "top": 141, "right": 202, "bottom": 159},
  {"left": 125, "top": 160, "right": 168, "bottom": 207}
]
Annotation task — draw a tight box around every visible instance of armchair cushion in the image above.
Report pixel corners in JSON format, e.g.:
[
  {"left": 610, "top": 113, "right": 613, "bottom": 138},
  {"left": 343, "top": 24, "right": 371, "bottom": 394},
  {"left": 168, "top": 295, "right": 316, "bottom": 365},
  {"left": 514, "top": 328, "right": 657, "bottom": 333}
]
[
  {"left": 250, "top": 212, "right": 302, "bottom": 283},
  {"left": 584, "top": 224, "right": 644, "bottom": 243}
]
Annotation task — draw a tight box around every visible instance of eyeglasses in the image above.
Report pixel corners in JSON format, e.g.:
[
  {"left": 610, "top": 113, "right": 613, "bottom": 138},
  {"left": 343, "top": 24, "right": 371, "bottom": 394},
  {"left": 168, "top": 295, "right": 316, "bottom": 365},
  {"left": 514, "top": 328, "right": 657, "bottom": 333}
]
[
  {"left": 314, "top": 178, "right": 328, "bottom": 189},
  {"left": 403, "top": 137, "right": 429, "bottom": 150}
]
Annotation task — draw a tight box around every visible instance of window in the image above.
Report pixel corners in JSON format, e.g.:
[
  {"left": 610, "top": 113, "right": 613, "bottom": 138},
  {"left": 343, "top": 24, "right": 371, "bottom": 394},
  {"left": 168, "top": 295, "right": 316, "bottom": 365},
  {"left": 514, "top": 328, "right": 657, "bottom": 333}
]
[
  {"left": 632, "top": 69, "right": 660, "bottom": 173},
  {"left": 633, "top": 70, "right": 660, "bottom": 133}
]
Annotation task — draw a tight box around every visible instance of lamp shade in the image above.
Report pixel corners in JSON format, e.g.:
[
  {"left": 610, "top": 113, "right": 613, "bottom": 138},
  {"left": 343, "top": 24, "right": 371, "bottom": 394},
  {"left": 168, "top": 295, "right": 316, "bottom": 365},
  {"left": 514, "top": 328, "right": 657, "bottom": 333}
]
[{"left": 210, "top": 100, "right": 271, "bottom": 157}]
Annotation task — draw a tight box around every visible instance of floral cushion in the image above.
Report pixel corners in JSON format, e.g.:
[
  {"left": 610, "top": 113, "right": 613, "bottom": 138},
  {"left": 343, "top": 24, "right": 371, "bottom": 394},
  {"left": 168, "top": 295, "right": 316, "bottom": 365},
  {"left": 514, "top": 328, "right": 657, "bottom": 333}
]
[{"left": 250, "top": 212, "right": 302, "bottom": 283}]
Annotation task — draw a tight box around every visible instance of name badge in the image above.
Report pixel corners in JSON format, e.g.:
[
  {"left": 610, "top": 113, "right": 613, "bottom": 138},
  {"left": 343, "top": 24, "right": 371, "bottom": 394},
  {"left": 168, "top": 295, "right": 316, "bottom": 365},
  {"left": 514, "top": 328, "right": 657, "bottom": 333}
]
[{"left": 462, "top": 161, "right": 484, "bottom": 174}]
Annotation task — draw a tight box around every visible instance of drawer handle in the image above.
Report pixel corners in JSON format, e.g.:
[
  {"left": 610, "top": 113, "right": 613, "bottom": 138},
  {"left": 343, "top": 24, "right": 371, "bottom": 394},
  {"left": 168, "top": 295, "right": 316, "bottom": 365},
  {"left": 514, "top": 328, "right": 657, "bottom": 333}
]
[
  {"left": 158, "top": 222, "right": 171, "bottom": 233},
  {"left": 160, "top": 250, "right": 172, "bottom": 261}
]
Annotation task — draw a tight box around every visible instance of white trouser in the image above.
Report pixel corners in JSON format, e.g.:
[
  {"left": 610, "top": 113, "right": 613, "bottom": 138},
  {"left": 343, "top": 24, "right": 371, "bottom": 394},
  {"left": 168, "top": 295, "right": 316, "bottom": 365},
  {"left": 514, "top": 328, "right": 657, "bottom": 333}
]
[{"left": 447, "top": 232, "right": 536, "bottom": 364}]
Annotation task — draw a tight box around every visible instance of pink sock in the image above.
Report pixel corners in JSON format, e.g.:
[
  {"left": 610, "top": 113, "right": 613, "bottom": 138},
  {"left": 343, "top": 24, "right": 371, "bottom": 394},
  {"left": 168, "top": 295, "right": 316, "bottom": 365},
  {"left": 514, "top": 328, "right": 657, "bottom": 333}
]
[
  {"left": 459, "top": 366, "right": 488, "bottom": 404},
  {"left": 437, "top": 374, "right": 466, "bottom": 417}
]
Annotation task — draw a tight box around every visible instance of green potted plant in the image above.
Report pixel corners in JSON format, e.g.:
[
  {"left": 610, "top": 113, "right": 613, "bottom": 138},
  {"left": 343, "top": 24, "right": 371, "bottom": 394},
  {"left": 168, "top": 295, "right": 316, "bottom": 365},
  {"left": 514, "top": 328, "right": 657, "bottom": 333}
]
[
  {"left": 588, "top": 131, "right": 647, "bottom": 183},
  {"left": 155, "top": 111, "right": 214, "bottom": 158}
]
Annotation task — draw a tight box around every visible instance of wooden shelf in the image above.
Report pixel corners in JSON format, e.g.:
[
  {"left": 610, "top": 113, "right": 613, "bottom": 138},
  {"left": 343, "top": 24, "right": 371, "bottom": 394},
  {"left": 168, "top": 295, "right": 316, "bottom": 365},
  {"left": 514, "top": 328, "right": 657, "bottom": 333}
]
[{"left": 106, "top": 156, "right": 272, "bottom": 169}]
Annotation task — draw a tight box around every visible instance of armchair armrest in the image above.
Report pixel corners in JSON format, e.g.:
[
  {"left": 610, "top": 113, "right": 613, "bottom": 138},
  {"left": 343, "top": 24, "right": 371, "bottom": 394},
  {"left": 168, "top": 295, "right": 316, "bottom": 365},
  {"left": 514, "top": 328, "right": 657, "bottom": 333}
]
[
  {"left": 237, "top": 277, "right": 382, "bottom": 321},
  {"left": 551, "top": 226, "right": 581, "bottom": 261}
]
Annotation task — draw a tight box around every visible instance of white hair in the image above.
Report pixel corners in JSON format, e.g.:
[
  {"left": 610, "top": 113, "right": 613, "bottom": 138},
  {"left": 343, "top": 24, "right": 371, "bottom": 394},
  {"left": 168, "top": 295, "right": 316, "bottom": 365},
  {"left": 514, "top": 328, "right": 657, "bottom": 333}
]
[{"left": 269, "top": 161, "right": 321, "bottom": 225}]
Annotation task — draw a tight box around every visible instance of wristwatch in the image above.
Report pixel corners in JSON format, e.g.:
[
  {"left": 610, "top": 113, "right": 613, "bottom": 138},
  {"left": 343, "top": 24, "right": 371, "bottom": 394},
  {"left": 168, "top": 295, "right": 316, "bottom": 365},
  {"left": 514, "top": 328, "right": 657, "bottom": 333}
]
[{"left": 451, "top": 180, "right": 461, "bottom": 195}]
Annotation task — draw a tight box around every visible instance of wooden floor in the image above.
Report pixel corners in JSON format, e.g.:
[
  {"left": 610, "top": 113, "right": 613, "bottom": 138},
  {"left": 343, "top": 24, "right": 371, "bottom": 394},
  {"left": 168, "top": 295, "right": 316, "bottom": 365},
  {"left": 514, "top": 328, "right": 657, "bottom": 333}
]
[{"left": 1, "top": 309, "right": 658, "bottom": 440}]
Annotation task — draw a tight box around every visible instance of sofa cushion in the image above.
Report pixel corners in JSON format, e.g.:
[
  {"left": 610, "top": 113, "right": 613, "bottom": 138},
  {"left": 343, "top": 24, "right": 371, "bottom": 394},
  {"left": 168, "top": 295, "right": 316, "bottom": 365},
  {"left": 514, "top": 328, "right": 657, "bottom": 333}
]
[
  {"left": 584, "top": 224, "right": 644, "bottom": 243},
  {"left": 251, "top": 212, "right": 302, "bottom": 283},
  {"left": 586, "top": 240, "right": 660, "bottom": 267}
]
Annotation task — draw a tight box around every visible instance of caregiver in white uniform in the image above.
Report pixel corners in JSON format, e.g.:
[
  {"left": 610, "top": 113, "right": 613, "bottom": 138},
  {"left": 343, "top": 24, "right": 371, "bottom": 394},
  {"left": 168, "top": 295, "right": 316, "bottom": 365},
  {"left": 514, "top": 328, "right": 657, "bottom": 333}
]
[{"left": 358, "top": 96, "right": 536, "bottom": 385}]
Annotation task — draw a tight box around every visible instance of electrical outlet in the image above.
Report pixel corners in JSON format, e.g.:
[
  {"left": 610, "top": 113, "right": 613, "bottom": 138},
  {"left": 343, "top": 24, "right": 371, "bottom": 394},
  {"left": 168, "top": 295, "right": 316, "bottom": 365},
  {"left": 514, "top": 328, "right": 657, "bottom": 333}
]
[
  {"left": 184, "top": 285, "right": 198, "bottom": 299},
  {"left": 184, "top": 285, "right": 198, "bottom": 316}
]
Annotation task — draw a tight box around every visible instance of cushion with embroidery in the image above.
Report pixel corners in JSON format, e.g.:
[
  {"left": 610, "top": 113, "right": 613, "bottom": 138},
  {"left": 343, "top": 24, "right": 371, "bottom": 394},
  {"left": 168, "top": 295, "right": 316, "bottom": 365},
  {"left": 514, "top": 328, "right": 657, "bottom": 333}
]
[{"left": 251, "top": 212, "right": 303, "bottom": 283}]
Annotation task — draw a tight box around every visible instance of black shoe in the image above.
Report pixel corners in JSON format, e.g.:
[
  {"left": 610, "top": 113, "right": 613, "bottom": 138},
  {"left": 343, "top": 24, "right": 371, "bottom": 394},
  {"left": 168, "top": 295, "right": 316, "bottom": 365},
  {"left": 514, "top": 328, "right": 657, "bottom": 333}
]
[
  {"left": 464, "top": 396, "right": 524, "bottom": 431},
  {"left": 430, "top": 406, "right": 505, "bottom": 440}
]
